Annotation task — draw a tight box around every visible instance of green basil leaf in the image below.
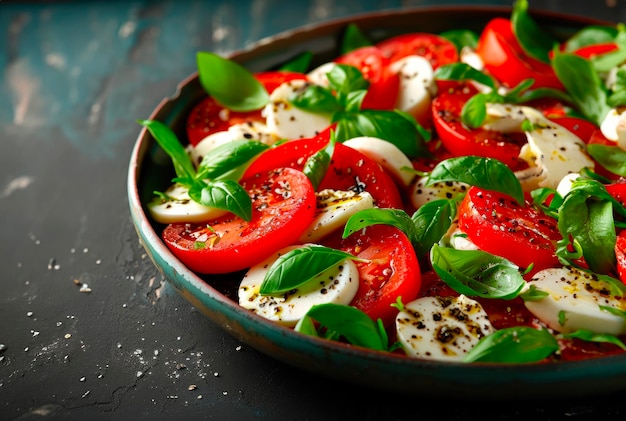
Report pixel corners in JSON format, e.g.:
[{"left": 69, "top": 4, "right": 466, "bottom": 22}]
[
  {"left": 430, "top": 245, "right": 526, "bottom": 300},
  {"left": 340, "top": 23, "right": 372, "bottom": 55},
  {"left": 343, "top": 208, "right": 419, "bottom": 244},
  {"left": 439, "top": 29, "right": 479, "bottom": 52},
  {"left": 138, "top": 119, "right": 196, "bottom": 185},
  {"left": 516, "top": 86, "right": 574, "bottom": 104},
  {"left": 411, "top": 199, "right": 458, "bottom": 260},
  {"left": 259, "top": 245, "right": 357, "bottom": 295},
  {"left": 294, "top": 315, "right": 319, "bottom": 337},
  {"left": 558, "top": 190, "right": 617, "bottom": 274},
  {"left": 519, "top": 284, "right": 549, "bottom": 302},
  {"left": 563, "top": 25, "right": 618, "bottom": 52},
  {"left": 434, "top": 63, "right": 496, "bottom": 89},
  {"left": 327, "top": 64, "right": 370, "bottom": 99},
  {"left": 279, "top": 51, "right": 313, "bottom": 73},
  {"left": 299, "top": 303, "right": 388, "bottom": 351},
  {"left": 561, "top": 329, "right": 626, "bottom": 351},
  {"left": 551, "top": 50, "right": 611, "bottom": 127},
  {"left": 608, "top": 68, "right": 626, "bottom": 107},
  {"left": 196, "top": 51, "right": 268, "bottom": 112},
  {"left": 197, "top": 140, "right": 269, "bottom": 180},
  {"left": 303, "top": 137, "right": 335, "bottom": 190},
  {"left": 427, "top": 156, "right": 525, "bottom": 205},
  {"left": 461, "top": 92, "right": 497, "bottom": 128},
  {"left": 591, "top": 29, "right": 626, "bottom": 73},
  {"left": 464, "top": 326, "right": 558, "bottom": 363},
  {"left": 511, "top": 0, "right": 558, "bottom": 64},
  {"left": 587, "top": 143, "right": 626, "bottom": 177},
  {"left": 290, "top": 84, "right": 342, "bottom": 114},
  {"left": 344, "top": 90, "right": 368, "bottom": 113},
  {"left": 334, "top": 110, "right": 428, "bottom": 158},
  {"left": 531, "top": 187, "right": 563, "bottom": 219},
  {"left": 188, "top": 179, "right": 252, "bottom": 221}
]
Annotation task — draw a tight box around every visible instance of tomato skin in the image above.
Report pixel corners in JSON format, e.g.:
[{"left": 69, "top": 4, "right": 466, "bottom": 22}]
[
  {"left": 457, "top": 186, "right": 562, "bottom": 274},
  {"left": 376, "top": 32, "right": 459, "bottom": 69},
  {"left": 476, "top": 18, "right": 562, "bottom": 90},
  {"left": 335, "top": 46, "right": 400, "bottom": 110},
  {"left": 431, "top": 82, "right": 528, "bottom": 170},
  {"left": 572, "top": 42, "right": 619, "bottom": 59},
  {"left": 185, "top": 71, "right": 308, "bottom": 146},
  {"left": 323, "top": 225, "right": 421, "bottom": 327},
  {"left": 243, "top": 131, "right": 403, "bottom": 209},
  {"left": 162, "top": 168, "right": 316, "bottom": 274}
]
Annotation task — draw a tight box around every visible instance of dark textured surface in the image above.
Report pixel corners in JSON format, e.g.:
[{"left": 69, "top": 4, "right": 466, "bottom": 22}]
[{"left": 1, "top": 1, "right": 625, "bottom": 420}]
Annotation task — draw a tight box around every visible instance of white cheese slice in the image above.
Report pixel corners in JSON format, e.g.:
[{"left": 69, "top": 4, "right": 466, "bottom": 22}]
[{"left": 147, "top": 183, "right": 228, "bottom": 224}]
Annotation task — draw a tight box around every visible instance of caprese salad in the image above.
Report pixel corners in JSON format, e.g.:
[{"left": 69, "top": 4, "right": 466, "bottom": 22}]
[{"left": 139, "top": 0, "right": 626, "bottom": 363}]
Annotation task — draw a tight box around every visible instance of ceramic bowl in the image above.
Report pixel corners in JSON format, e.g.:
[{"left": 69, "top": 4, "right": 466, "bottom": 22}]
[{"left": 128, "top": 6, "right": 626, "bottom": 398}]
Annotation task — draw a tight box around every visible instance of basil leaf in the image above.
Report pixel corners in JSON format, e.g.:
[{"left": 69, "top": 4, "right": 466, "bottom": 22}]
[
  {"left": 343, "top": 208, "right": 419, "bottom": 244},
  {"left": 551, "top": 50, "right": 611, "bottom": 127},
  {"left": 463, "top": 326, "right": 558, "bottom": 363},
  {"left": 558, "top": 190, "right": 617, "bottom": 274},
  {"left": 427, "top": 156, "right": 525, "bottom": 205},
  {"left": 564, "top": 25, "right": 618, "bottom": 52},
  {"left": 439, "top": 29, "right": 479, "bottom": 52},
  {"left": 340, "top": 23, "right": 372, "bottom": 55},
  {"left": 197, "top": 140, "right": 269, "bottom": 180},
  {"left": 511, "top": 0, "right": 558, "bottom": 64},
  {"left": 519, "top": 284, "right": 549, "bottom": 302},
  {"left": 290, "top": 84, "right": 341, "bottom": 114},
  {"left": 434, "top": 63, "right": 496, "bottom": 89},
  {"left": 327, "top": 64, "right": 370, "bottom": 100},
  {"left": 188, "top": 179, "right": 252, "bottom": 221},
  {"left": 587, "top": 143, "right": 626, "bottom": 177},
  {"left": 299, "top": 303, "right": 388, "bottom": 351},
  {"left": 430, "top": 245, "right": 526, "bottom": 300},
  {"left": 591, "top": 29, "right": 626, "bottom": 73},
  {"left": 608, "top": 67, "right": 626, "bottom": 107},
  {"left": 294, "top": 315, "right": 319, "bottom": 337},
  {"left": 561, "top": 329, "right": 626, "bottom": 351},
  {"left": 259, "top": 245, "right": 357, "bottom": 295},
  {"left": 138, "top": 119, "right": 196, "bottom": 185},
  {"left": 461, "top": 92, "right": 499, "bottom": 128},
  {"left": 303, "top": 137, "right": 335, "bottom": 190},
  {"left": 334, "top": 110, "right": 428, "bottom": 158},
  {"left": 411, "top": 199, "right": 458, "bottom": 260},
  {"left": 196, "top": 51, "right": 268, "bottom": 112},
  {"left": 279, "top": 51, "right": 313, "bottom": 73}
]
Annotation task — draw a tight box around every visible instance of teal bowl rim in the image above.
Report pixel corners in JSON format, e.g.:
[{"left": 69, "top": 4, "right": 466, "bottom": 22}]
[{"left": 127, "top": 5, "right": 626, "bottom": 399}]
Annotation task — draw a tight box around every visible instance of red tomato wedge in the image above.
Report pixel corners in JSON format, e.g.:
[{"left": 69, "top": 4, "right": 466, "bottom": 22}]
[
  {"left": 335, "top": 46, "right": 400, "bottom": 110},
  {"left": 323, "top": 225, "right": 421, "bottom": 327},
  {"left": 185, "top": 71, "right": 308, "bottom": 146},
  {"left": 243, "top": 133, "right": 403, "bottom": 209},
  {"left": 376, "top": 32, "right": 459, "bottom": 69},
  {"left": 616, "top": 230, "right": 626, "bottom": 285},
  {"left": 162, "top": 167, "right": 316, "bottom": 274},
  {"left": 457, "top": 186, "right": 562, "bottom": 274},
  {"left": 476, "top": 18, "right": 563, "bottom": 90},
  {"left": 431, "top": 82, "right": 529, "bottom": 170}
]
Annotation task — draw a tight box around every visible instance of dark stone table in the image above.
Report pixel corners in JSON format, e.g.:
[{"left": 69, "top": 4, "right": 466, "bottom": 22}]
[{"left": 2, "top": 1, "right": 625, "bottom": 419}]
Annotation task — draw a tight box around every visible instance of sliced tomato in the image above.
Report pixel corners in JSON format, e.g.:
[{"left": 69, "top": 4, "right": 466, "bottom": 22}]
[
  {"left": 323, "top": 225, "right": 421, "bottom": 327},
  {"left": 606, "top": 180, "right": 626, "bottom": 207},
  {"left": 457, "top": 186, "right": 562, "bottom": 274},
  {"left": 162, "top": 167, "right": 316, "bottom": 274},
  {"left": 431, "top": 82, "right": 529, "bottom": 170},
  {"left": 572, "top": 42, "right": 619, "bottom": 59},
  {"left": 243, "top": 130, "right": 403, "bottom": 209},
  {"left": 616, "top": 230, "right": 626, "bottom": 284},
  {"left": 335, "top": 46, "right": 400, "bottom": 110},
  {"left": 185, "top": 71, "right": 307, "bottom": 146},
  {"left": 376, "top": 32, "right": 459, "bottom": 69},
  {"left": 476, "top": 18, "right": 562, "bottom": 90},
  {"left": 550, "top": 116, "right": 597, "bottom": 144}
]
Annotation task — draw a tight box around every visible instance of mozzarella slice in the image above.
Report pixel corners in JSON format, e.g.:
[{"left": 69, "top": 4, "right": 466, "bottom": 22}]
[
  {"left": 600, "top": 107, "right": 626, "bottom": 150},
  {"left": 523, "top": 266, "right": 626, "bottom": 335},
  {"left": 446, "top": 223, "right": 480, "bottom": 251},
  {"left": 343, "top": 136, "right": 416, "bottom": 187},
  {"left": 262, "top": 79, "right": 332, "bottom": 140},
  {"left": 460, "top": 46, "right": 485, "bottom": 71},
  {"left": 556, "top": 172, "right": 582, "bottom": 198},
  {"left": 396, "top": 294, "right": 495, "bottom": 361},
  {"left": 147, "top": 183, "right": 228, "bottom": 224},
  {"left": 190, "top": 121, "right": 279, "bottom": 167},
  {"left": 389, "top": 55, "right": 436, "bottom": 126},
  {"left": 299, "top": 189, "right": 375, "bottom": 243},
  {"left": 307, "top": 61, "right": 335, "bottom": 87},
  {"left": 410, "top": 175, "right": 468, "bottom": 209},
  {"left": 238, "top": 245, "right": 360, "bottom": 327},
  {"left": 482, "top": 103, "right": 595, "bottom": 190}
]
